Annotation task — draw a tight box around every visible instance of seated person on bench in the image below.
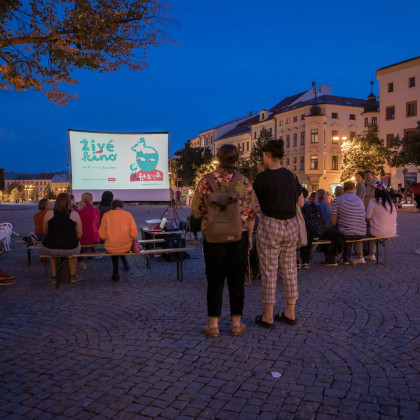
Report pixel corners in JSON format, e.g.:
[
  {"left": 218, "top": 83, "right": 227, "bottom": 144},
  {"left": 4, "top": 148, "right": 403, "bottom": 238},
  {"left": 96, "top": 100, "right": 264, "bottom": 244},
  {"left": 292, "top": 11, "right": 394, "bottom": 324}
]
[
  {"left": 33, "top": 198, "right": 51, "bottom": 241},
  {"left": 98, "top": 200, "right": 138, "bottom": 282},
  {"left": 41, "top": 193, "right": 83, "bottom": 284},
  {"left": 354, "top": 182, "right": 397, "bottom": 262}
]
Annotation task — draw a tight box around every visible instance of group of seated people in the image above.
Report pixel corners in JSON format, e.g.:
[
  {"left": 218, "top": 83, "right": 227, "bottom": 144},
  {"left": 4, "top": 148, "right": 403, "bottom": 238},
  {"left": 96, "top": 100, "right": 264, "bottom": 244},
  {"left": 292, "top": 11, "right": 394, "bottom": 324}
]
[
  {"left": 298, "top": 176, "right": 397, "bottom": 267},
  {"left": 34, "top": 191, "right": 138, "bottom": 284}
]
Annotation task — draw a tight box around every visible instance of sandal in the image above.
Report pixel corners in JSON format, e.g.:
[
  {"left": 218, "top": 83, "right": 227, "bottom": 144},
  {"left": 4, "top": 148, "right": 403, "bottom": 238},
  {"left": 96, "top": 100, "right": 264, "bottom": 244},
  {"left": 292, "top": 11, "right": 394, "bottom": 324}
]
[
  {"left": 274, "top": 312, "right": 297, "bottom": 326},
  {"left": 203, "top": 325, "right": 219, "bottom": 338},
  {"left": 255, "top": 314, "right": 274, "bottom": 329}
]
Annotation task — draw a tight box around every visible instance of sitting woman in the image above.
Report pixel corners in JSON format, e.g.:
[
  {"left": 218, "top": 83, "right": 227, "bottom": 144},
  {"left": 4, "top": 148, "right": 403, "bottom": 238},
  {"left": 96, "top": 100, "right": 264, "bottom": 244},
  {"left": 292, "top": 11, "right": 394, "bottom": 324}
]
[
  {"left": 33, "top": 198, "right": 51, "bottom": 241},
  {"left": 78, "top": 192, "right": 101, "bottom": 269},
  {"left": 97, "top": 191, "right": 114, "bottom": 219},
  {"left": 41, "top": 193, "right": 82, "bottom": 284},
  {"left": 354, "top": 182, "right": 397, "bottom": 262},
  {"left": 98, "top": 200, "right": 138, "bottom": 282},
  {"left": 315, "top": 189, "right": 331, "bottom": 226}
]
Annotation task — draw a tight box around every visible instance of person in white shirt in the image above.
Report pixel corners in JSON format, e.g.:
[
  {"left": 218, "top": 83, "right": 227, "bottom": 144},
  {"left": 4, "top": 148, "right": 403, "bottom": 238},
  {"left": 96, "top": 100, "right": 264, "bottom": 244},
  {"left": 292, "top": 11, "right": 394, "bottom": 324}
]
[{"left": 354, "top": 182, "right": 397, "bottom": 262}]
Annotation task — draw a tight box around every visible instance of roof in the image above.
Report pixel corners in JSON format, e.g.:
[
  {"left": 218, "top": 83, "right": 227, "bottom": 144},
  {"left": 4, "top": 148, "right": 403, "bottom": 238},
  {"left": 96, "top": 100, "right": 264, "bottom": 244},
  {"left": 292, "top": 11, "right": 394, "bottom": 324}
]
[
  {"left": 199, "top": 113, "right": 255, "bottom": 134},
  {"left": 269, "top": 91, "right": 307, "bottom": 113},
  {"left": 5, "top": 172, "right": 69, "bottom": 181},
  {"left": 377, "top": 56, "right": 420, "bottom": 72},
  {"left": 217, "top": 115, "right": 260, "bottom": 140}
]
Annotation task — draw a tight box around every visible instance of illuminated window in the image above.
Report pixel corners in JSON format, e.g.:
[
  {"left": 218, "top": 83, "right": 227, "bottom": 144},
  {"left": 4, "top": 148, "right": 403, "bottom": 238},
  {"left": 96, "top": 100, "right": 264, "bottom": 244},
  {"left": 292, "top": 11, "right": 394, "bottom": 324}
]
[
  {"left": 311, "top": 129, "right": 318, "bottom": 143},
  {"left": 332, "top": 156, "right": 339, "bottom": 170},
  {"left": 332, "top": 130, "right": 339, "bottom": 143},
  {"left": 310, "top": 155, "right": 318, "bottom": 170}
]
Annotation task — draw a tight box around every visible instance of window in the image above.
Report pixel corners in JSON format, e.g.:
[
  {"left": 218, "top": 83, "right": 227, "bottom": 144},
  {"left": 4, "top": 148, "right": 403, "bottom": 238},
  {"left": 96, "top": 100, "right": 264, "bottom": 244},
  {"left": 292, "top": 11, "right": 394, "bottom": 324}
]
[
  {"left": 332, "top": 156, "right": 339, "bottom": 170},
  {"left": 300, "top": 156, "right": 304, "bottom": 170},
  {"left": 279, "top": 120, "right": 283, "bottom": 126},
  {"left": 332, "top": 129, "right": 339, "bottom": 143},
  {"left": 311, "top": 129, "right": 318, "bottom": 143},
  {"left": 388, "top": 82, "right": 394, "bottom": 92},
  {"left": 364, "top": 117, "right": 369, "bottom": 127},
  {"left": 293, "top": 157, "right": 297, "bottom": 171},
  {"left": 409, "top": 77, "right": 415, "bottom": 87},
  {"left": 332, "top": 112, "right": 338, "bottom": 119},
  {"left": 386, "top": 134, "right": 394, "bottom": 148},
  {"left": 350, "top": 131, "right": 356, "bottom": 140},
  {"left": 269, "top": 127, "right": 272, "bottom": 134},
  {"left": 286, "top": 118, "right": 290, "bottom": 124},
  {"left": 310, "top": 155, "right": 318, "bottom": 170},
  {"left": 293, "top": 116, "right": 298, "bottom": 122},
  {"left": 286, "top": 158, "right": 290, "bottom": 168},
  {"left": 371, "top": 117, "right": 377, "bottom": 126},
  {"left": 407, "top": 101, "right": 417, "bottom": 117},
  {"left": 300, "top": 131, "right": 305, "bottom": 145},
  {"left": 349, "top": 114, "right": 356, "bottom": 120},
  {"left": 286, "top": 135, "right": 290, "bottom": 148},
  {"left": 246, "top": 142, "right": 249, "bottom": 152},
  {"left": 293, "top": 133, "right": 297, "bottom": 146},
  {"left": 254, "top": 132, "right": 257, "bottom": 139},
  {"left": 404, "top": 129, "right": 417, "bottom": 139},
  {"left": 386, "top": 106, "right": 395, "bottom": 120},
  {"left": 301, "top": 114, "right": 305, "bottom": 121}
]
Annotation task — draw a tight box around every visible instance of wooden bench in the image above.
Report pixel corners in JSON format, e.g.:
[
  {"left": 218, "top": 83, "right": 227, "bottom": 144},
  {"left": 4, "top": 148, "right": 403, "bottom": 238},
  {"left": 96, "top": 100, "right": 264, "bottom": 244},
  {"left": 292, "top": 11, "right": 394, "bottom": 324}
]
[
  {"left": 40, "top": 246, "right": 195, "bottom": 288},
  {"left": 312, "top": 235, "right": 399, "bottom": 266},
  {"left": 24, "top": 239, "right": 166, "bottom": 266}
]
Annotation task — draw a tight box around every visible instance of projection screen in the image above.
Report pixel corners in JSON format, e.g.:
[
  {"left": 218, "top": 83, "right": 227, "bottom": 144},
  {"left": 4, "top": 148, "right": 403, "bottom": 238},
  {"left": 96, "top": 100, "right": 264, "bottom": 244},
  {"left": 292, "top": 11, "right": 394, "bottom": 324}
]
[{"left": 69, "top": 130, "right": 170, "bottom": 202}]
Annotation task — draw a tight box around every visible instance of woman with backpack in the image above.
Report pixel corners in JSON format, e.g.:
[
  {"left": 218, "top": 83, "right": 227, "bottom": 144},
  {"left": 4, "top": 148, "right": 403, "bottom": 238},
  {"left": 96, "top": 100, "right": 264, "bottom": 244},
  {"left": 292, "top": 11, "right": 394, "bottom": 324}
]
[
  {"left": 191, "top": 144, "right": 259, "bottom": 338},
  {"left": 253, "top": 140, "right": 304, "bottom": 329}
]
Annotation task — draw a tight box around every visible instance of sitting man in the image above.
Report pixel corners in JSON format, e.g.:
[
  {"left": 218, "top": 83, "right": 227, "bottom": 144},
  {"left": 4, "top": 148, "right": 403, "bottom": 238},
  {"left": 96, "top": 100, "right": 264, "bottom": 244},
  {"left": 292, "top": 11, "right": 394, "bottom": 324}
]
[{"left": 321, "top": 181, "right": 366, "bottom": 266}]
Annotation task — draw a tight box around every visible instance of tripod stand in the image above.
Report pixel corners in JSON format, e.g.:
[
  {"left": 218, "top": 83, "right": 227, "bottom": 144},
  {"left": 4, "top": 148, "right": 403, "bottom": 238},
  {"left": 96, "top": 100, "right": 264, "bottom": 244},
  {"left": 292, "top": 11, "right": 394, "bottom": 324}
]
[{"left": 160, "top": 201, "right": 181, "bottom": 228}]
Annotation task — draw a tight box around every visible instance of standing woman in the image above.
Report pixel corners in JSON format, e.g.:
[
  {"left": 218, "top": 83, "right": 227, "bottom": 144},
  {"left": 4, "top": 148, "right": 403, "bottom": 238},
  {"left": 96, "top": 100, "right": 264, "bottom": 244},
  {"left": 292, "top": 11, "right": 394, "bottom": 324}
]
[
  {"left": 253, "top": 140, "right": 304, "bottom": 328},
  {"left": 98, "top": 200, "right": 138, "bottom": 281},
  {"left": 192, "top": 144, "right": 259, "bottom": 338},
  {"left": 77, "top": 192, "right": 101, "bottom": 269},
  {"left": 41, "top": 193, "right": 82, "bottom": 284}
]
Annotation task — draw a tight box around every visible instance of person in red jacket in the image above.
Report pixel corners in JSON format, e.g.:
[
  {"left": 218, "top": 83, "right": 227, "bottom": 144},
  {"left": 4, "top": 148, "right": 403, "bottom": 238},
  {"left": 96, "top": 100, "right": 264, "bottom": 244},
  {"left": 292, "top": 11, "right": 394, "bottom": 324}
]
[{"left": 77, "top": 192, "right": 101, "bottom": 269}]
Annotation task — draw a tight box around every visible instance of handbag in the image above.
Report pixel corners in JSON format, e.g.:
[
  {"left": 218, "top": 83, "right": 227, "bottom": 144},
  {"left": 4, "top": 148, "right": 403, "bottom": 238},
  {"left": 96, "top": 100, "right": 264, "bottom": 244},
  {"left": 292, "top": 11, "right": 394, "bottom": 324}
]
[
  {"left": 131, "top": 239, "right": 141, "bottom": 253},
  {"left": 296, "top": 206, "right": 307, "bottom": 248}
]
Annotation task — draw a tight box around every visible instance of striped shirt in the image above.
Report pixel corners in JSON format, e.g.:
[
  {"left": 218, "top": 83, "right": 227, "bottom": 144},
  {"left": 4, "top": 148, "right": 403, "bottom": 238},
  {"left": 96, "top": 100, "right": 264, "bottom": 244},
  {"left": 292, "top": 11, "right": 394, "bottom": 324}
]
[{"left": 332, "top": 193, "right": 366, "bottom": 236}]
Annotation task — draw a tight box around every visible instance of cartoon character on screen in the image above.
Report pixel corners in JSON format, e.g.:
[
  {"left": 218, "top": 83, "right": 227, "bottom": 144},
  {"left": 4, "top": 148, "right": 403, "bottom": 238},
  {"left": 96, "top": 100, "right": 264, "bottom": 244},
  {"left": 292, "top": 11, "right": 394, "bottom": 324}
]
[{"left": 130, "top": 137, "right": 163, "bottom": 182}]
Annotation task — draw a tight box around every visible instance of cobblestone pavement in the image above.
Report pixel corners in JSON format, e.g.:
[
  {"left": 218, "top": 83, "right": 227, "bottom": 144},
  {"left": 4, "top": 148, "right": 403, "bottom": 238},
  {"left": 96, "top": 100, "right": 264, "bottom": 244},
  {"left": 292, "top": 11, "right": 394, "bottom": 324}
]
[{"left": 1, "top": 204, "right": 419, "bottom": 419}]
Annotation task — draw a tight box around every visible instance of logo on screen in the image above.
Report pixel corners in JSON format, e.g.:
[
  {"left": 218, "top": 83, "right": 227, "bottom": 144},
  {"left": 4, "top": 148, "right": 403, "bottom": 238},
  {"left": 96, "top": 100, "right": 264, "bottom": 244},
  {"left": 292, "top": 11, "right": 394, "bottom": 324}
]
[
  {"left": 80, "top": 139, "right": 117, "bottom": 162},
  {"left": 130, "top": 138, "right": 163, "bottom": 182}
]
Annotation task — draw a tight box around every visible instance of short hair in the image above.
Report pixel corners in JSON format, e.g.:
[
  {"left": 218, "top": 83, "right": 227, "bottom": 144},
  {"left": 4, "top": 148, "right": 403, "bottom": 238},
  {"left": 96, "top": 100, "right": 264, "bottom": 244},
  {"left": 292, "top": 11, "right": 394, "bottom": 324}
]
[
  {"left": 100, "top": 191, "right": 114, "bottom": 206},
  {"left": 111, "top": 199, "right": 124, "bottom": 210},
  {"left": 262, "top": 139, "right": 284, "bottom": 160},
  {"left": 38, "top": 198, "right": 49, "bottom": 210},
  {"left": 301, "top": 187, "right": 308, "bottom": 198},
  {"left": 216, "top": 144, "right": 239, "bottom": 171},
  {"left": 334, "top": 186, "right": 344, "bottom": 197},
  {"left": 343, "top": 181, "right": 355, "bottom": 191},
  {"left": 54, "top": 193, "right": 72, "bottom": 213},
  {"left": 356, "top": 171, "right": 364, "bottom": 180},
  {"left": 78, "top": 192, "right": 93, "bottom": 210}
]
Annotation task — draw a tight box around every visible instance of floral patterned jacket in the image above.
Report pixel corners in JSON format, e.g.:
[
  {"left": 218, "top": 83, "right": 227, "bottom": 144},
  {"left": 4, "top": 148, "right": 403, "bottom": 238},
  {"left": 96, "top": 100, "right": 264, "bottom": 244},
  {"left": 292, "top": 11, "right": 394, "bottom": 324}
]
[{"left": 191, "top": 169, "right": 260, "bottom": 233}]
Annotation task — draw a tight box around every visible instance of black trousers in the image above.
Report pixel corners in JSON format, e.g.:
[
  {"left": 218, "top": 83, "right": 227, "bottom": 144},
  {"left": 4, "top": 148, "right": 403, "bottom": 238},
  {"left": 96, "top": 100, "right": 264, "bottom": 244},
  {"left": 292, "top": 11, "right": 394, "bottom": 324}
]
[
  {"left": 111, "top": 255, "right": 128, "bottom": 274},
  {"left": 203, "top": 232, "right": 248, "bottom": 317},
  {"left": 323, "top": 226, "right": 363, "bottom": 263}
]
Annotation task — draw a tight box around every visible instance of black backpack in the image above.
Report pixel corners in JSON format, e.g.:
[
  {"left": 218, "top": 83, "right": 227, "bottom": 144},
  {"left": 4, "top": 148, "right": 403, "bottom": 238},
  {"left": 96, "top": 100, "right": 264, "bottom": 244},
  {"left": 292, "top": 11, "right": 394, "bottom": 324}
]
[
  {"left": 164, "top": 233, "right": 188, "bottom": 262},
  {"left": 301, "top": 202, "right": 326, "bottom": 238}
]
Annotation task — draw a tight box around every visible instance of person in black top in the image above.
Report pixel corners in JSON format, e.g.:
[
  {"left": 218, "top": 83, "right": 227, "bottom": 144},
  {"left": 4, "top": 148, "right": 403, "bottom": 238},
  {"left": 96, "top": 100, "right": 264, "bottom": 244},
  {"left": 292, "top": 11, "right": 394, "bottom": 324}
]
[
  {"left": 97, "top": 191, "right": 114, "bottom": 219},
  {"left": 41, "top": 193, "right": 83, "bottom": 284},
  {"left": 253, "top": 140, "right": 304, "bottom": 329}
]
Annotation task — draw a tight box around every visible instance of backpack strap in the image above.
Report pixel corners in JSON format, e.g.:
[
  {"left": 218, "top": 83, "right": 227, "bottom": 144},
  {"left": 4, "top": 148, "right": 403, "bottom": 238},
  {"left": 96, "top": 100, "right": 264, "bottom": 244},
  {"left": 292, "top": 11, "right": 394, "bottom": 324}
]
[{"left": 204, "top": 172, "right": 242, "bottom": 194}]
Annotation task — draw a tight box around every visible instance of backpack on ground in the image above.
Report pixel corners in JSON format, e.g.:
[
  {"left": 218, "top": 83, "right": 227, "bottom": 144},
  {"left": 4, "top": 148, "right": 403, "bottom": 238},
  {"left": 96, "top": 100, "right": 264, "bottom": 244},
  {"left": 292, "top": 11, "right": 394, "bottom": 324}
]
[
  {"left": 301, "top": 202, "right": 326, "bottom": 239},
  {"left": 204, "top": 172, "right": 243, "bottom": 243},
  {"left": 164, "top": 233, "right": 187, "bottom": 262}
]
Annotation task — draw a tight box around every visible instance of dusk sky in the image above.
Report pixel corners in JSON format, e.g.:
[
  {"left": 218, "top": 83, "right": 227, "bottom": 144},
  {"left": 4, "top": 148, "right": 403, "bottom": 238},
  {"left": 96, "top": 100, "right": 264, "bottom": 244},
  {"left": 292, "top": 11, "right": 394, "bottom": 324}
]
[{"left": 1, "top": 0, "right": 420, "bottom": 173}]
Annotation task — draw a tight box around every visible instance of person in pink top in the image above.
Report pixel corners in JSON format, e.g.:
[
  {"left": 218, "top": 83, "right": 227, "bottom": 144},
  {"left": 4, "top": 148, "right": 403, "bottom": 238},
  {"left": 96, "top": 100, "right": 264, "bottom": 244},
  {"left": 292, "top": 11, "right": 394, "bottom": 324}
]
[
  {"left": 77, "top": 192, "right": 101, "bottom": 269},
  {"left": 99, "top": 200, "right": 138, "bottom": 282}
]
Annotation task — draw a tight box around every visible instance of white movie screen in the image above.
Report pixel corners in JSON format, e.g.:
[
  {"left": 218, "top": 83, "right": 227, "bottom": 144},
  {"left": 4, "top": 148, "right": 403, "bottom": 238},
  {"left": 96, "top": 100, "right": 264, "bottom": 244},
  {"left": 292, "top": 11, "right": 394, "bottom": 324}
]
[{"left": 69, "top": 130, "right": 170, "bottom": 201}]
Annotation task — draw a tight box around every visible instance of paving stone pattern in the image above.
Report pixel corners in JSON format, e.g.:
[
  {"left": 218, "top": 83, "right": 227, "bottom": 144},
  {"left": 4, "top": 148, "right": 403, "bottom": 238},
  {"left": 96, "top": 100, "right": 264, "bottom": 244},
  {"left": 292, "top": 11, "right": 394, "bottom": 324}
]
[{"left": 0, "top": 204, "right": 420, "bottom": 419}]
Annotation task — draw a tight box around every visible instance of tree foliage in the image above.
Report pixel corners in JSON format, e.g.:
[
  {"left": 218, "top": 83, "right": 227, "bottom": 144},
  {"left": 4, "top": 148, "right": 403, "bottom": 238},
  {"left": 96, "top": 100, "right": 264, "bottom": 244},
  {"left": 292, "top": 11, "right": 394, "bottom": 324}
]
[
  {"left": 0, "top": 0, "right": 172, "bottom": 105},
  {"left": 174, "top": 140, "right": 213, "bottom": 187},
  {"left": 340, "top": 125, "right": 390, "bottom": 181},
  {"left": 247, "top": 127, "right": 273, "bottom": 180},
  {"left": 388, "top": 121, "right": 420, "bottom": 168},
  {"left": 43, "top": 185, "right": 56, "bottom": 199}
]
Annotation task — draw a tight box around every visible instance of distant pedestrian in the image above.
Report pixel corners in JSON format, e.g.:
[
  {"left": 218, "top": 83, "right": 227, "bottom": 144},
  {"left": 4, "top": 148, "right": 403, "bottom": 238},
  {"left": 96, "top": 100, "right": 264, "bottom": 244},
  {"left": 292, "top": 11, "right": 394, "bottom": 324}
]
[
  {"left": 253, "top": 139, "right": 304, "bottom": 329},
  {"left": 192, "top": 144, "right": 259, "bottom": 338},
  {"left": 363, "top": 170, "right": 378, "bottom": 208},
  {"left": 355, "top": 171, "right": 366, "bottom": 202}
]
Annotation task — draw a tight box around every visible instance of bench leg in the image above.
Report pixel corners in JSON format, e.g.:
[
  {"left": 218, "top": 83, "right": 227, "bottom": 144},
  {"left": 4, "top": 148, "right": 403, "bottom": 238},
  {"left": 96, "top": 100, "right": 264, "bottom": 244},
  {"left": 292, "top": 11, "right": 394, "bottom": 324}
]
[
  {"left": 55, "top": 257, "right": 70, "bottom": 289},
  {"left": 27, "top": 246, "right": 31, "bottom": 266},
  {"left": 146, "top": 255, "right": 151, "bottom": 269},
  {"left": 375, "top": 240, "right": 379, "bottom": 265}
]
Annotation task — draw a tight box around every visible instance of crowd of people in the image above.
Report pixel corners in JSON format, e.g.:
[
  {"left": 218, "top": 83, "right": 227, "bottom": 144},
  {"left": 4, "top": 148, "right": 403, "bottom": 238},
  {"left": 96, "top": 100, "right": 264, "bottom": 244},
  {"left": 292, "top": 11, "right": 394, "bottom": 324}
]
[{"left": 192, "top": 142, "right": 402, "bottom": 337}]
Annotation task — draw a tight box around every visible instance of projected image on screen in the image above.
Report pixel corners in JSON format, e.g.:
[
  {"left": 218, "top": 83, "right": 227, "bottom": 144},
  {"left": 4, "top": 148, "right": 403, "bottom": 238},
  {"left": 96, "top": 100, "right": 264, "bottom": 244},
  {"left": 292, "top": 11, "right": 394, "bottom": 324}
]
[{"left": 69, "top": 130, "right": 170, "bottom": 201}]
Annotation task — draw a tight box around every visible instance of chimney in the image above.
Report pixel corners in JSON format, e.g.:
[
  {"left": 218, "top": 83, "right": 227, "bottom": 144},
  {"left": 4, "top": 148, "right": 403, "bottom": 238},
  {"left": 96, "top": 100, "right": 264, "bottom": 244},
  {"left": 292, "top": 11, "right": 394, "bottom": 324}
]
[{"left": 249, "top": 111, "right": 252, "bottom": 116}]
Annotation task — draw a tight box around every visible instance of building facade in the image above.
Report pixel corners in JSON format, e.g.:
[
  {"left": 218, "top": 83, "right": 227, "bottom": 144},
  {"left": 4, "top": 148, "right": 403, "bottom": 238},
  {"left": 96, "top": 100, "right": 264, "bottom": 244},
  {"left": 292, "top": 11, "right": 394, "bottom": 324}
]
[{"left": 377, "top": 56, "right": 420, "bottom": 187}]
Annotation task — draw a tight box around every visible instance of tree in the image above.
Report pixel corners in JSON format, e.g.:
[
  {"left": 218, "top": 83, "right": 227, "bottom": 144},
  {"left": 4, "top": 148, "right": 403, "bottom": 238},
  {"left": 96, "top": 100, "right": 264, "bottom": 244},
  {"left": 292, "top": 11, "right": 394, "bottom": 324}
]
[
  {"left": 388, "top": 121, "right": 420, "bottom": 168},
  {"left": 192, "top": 161, "right": 218, "bottom": 189},
  {"left": 174, "top": 141, "right": 213, "bottom": 187},
  {"left": 0, "top": 0, "right": 172, "bottom": 105},
  {"left": 43, "top": 185, "right": 56, "bottom": 199},
  {"left": 340, "top": 125, "right": 390, "bottom": 182},
  {"left": 247, "top": 127, "right": 273, "bottom": 180}
]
